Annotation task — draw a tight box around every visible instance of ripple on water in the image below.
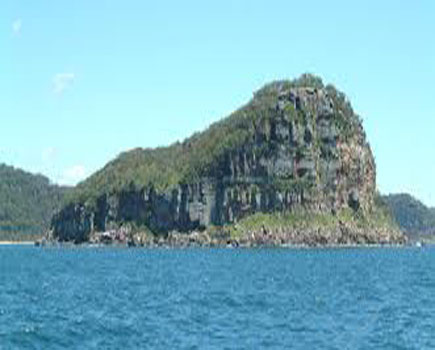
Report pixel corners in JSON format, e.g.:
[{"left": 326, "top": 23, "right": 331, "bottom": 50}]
[{"left": 1, "top": 246, "right": 435, "bottom": 349}]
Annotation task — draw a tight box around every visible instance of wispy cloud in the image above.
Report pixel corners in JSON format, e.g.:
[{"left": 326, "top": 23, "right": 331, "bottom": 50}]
[
  {"left": 12, "top": 19, "right": 22, "bottom": 35},
  {"left": 53, "top": 73, "right": 75, "bottom": 94},
  {"left": 59, "top": 165, "right": 86, "bottom": 185}
]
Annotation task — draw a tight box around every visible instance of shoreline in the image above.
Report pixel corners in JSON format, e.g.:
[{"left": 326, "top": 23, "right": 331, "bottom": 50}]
[
  {"left": 2, "top": 239, "right": 424, "bottom": 249},
  {"left": 39, "top": 225, "right": 408, "bottom": 249},
  {"left": 0, "top": 241, "right": 35, "bottom": 245},
  {"left": 34, "top": 240, "right": 414, "bottom": 249}
]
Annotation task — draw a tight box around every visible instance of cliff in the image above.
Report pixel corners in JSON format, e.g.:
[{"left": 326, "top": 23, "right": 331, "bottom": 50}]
[{"left": 50, "top": 74, "right": 404, "bottom": 245}]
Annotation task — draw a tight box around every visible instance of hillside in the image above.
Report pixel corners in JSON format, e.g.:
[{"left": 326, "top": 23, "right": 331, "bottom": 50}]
[
  {"left": 51, "top": 74, "right": 404, "bottom": 245},
  {"left": 382, "top": 193, "right": 435, "bottom": 236},
  {"left": 0, "top": 164, "right": 69, "bottom": 241}
]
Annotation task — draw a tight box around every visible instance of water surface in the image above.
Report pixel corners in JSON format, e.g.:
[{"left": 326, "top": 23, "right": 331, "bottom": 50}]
[{"left": 1, "top": 246, "right": 434, "bottom": 349}]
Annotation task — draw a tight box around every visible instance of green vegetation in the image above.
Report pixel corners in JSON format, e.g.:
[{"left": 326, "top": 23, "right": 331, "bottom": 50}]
[
  {"left": 69, "top": 74, "right": 361, "bottom": 207},
  {"left": 0, "top": 164, "right": 69, "bottom": 241},
  {"left": 372, "top": 193, "right": 401, "bottom": 229},
  {"left": 228, "top": 211, "right": 341, "bottom": 238},
  {"left": 382, "top": 193, "right": 435, "bottom": 235},
  {"left": 225, "top": 203, "right": 398, "bottom": 239}
]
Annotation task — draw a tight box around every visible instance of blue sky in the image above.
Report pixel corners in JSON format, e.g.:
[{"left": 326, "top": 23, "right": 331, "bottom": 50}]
[{"left": 1, "top": 1, "right": 434, "bottom": 206}]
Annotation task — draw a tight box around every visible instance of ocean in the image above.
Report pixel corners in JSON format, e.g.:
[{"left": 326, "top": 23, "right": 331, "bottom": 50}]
[{"left": 1, "top": 245, "right": 434, "bottom": 349}]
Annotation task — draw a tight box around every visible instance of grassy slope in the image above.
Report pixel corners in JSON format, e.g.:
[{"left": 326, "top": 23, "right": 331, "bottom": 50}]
[{"left": 226, "top": 197, "right": 399, "bottom": 239}]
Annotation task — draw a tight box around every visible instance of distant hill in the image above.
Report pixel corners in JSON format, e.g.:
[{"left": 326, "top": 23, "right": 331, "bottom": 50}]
[
  {"left": 0, "top": 164, "right": 70, "bottom": 241},
  {"left": 382, "top": 193, "right": 435, "bottom": 236}
]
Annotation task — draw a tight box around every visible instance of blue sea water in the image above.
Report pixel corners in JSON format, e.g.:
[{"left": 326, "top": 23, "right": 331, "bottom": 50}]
[{"left": 1, "top": 246, "right": 435, "bottom": 349}]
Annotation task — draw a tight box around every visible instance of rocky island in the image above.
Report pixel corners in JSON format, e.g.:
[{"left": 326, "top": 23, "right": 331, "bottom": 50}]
[{"left": 48, "top": 74, "right": 405, "bottom": 247}]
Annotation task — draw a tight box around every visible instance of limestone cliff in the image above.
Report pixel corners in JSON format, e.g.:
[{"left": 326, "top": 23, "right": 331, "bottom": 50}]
[{"left": 50, "top": 74, "right": 404, "bottom": 245}]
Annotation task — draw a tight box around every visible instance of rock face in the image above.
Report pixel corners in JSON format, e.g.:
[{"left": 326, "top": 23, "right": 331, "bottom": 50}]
[{"left": 50, "top": 75, "right": 403, "bottom": 244}]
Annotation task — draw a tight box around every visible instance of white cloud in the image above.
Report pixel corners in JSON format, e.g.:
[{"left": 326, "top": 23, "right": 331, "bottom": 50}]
[
  {"left": 53, "top": 73, "right": 75, "bottom": 94},
  {"left": 12, "top": 19, "right": 22, "bottom": 35},
  {"left": 59, "top": 165, "right": 86, "bottom": 185}
]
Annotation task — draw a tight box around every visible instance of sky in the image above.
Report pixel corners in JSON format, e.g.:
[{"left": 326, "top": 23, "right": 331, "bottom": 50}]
[{"left": 1, "top": 1, "right": 434, "bottom": 206}]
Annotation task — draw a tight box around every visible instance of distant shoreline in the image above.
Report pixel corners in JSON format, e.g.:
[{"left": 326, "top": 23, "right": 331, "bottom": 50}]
[{"left": 0, "top": 241, "right": 34, "bottom": 245}]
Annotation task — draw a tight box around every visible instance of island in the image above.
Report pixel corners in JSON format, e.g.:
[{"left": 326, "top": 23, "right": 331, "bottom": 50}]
[{"left": 47, "top": 74, "right": 405, "bottom": 247}]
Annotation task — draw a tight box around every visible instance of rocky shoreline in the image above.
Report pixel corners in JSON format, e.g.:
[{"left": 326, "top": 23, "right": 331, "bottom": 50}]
[{"left": 41, "top": 220, "right": 406, "bottom": 248}]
